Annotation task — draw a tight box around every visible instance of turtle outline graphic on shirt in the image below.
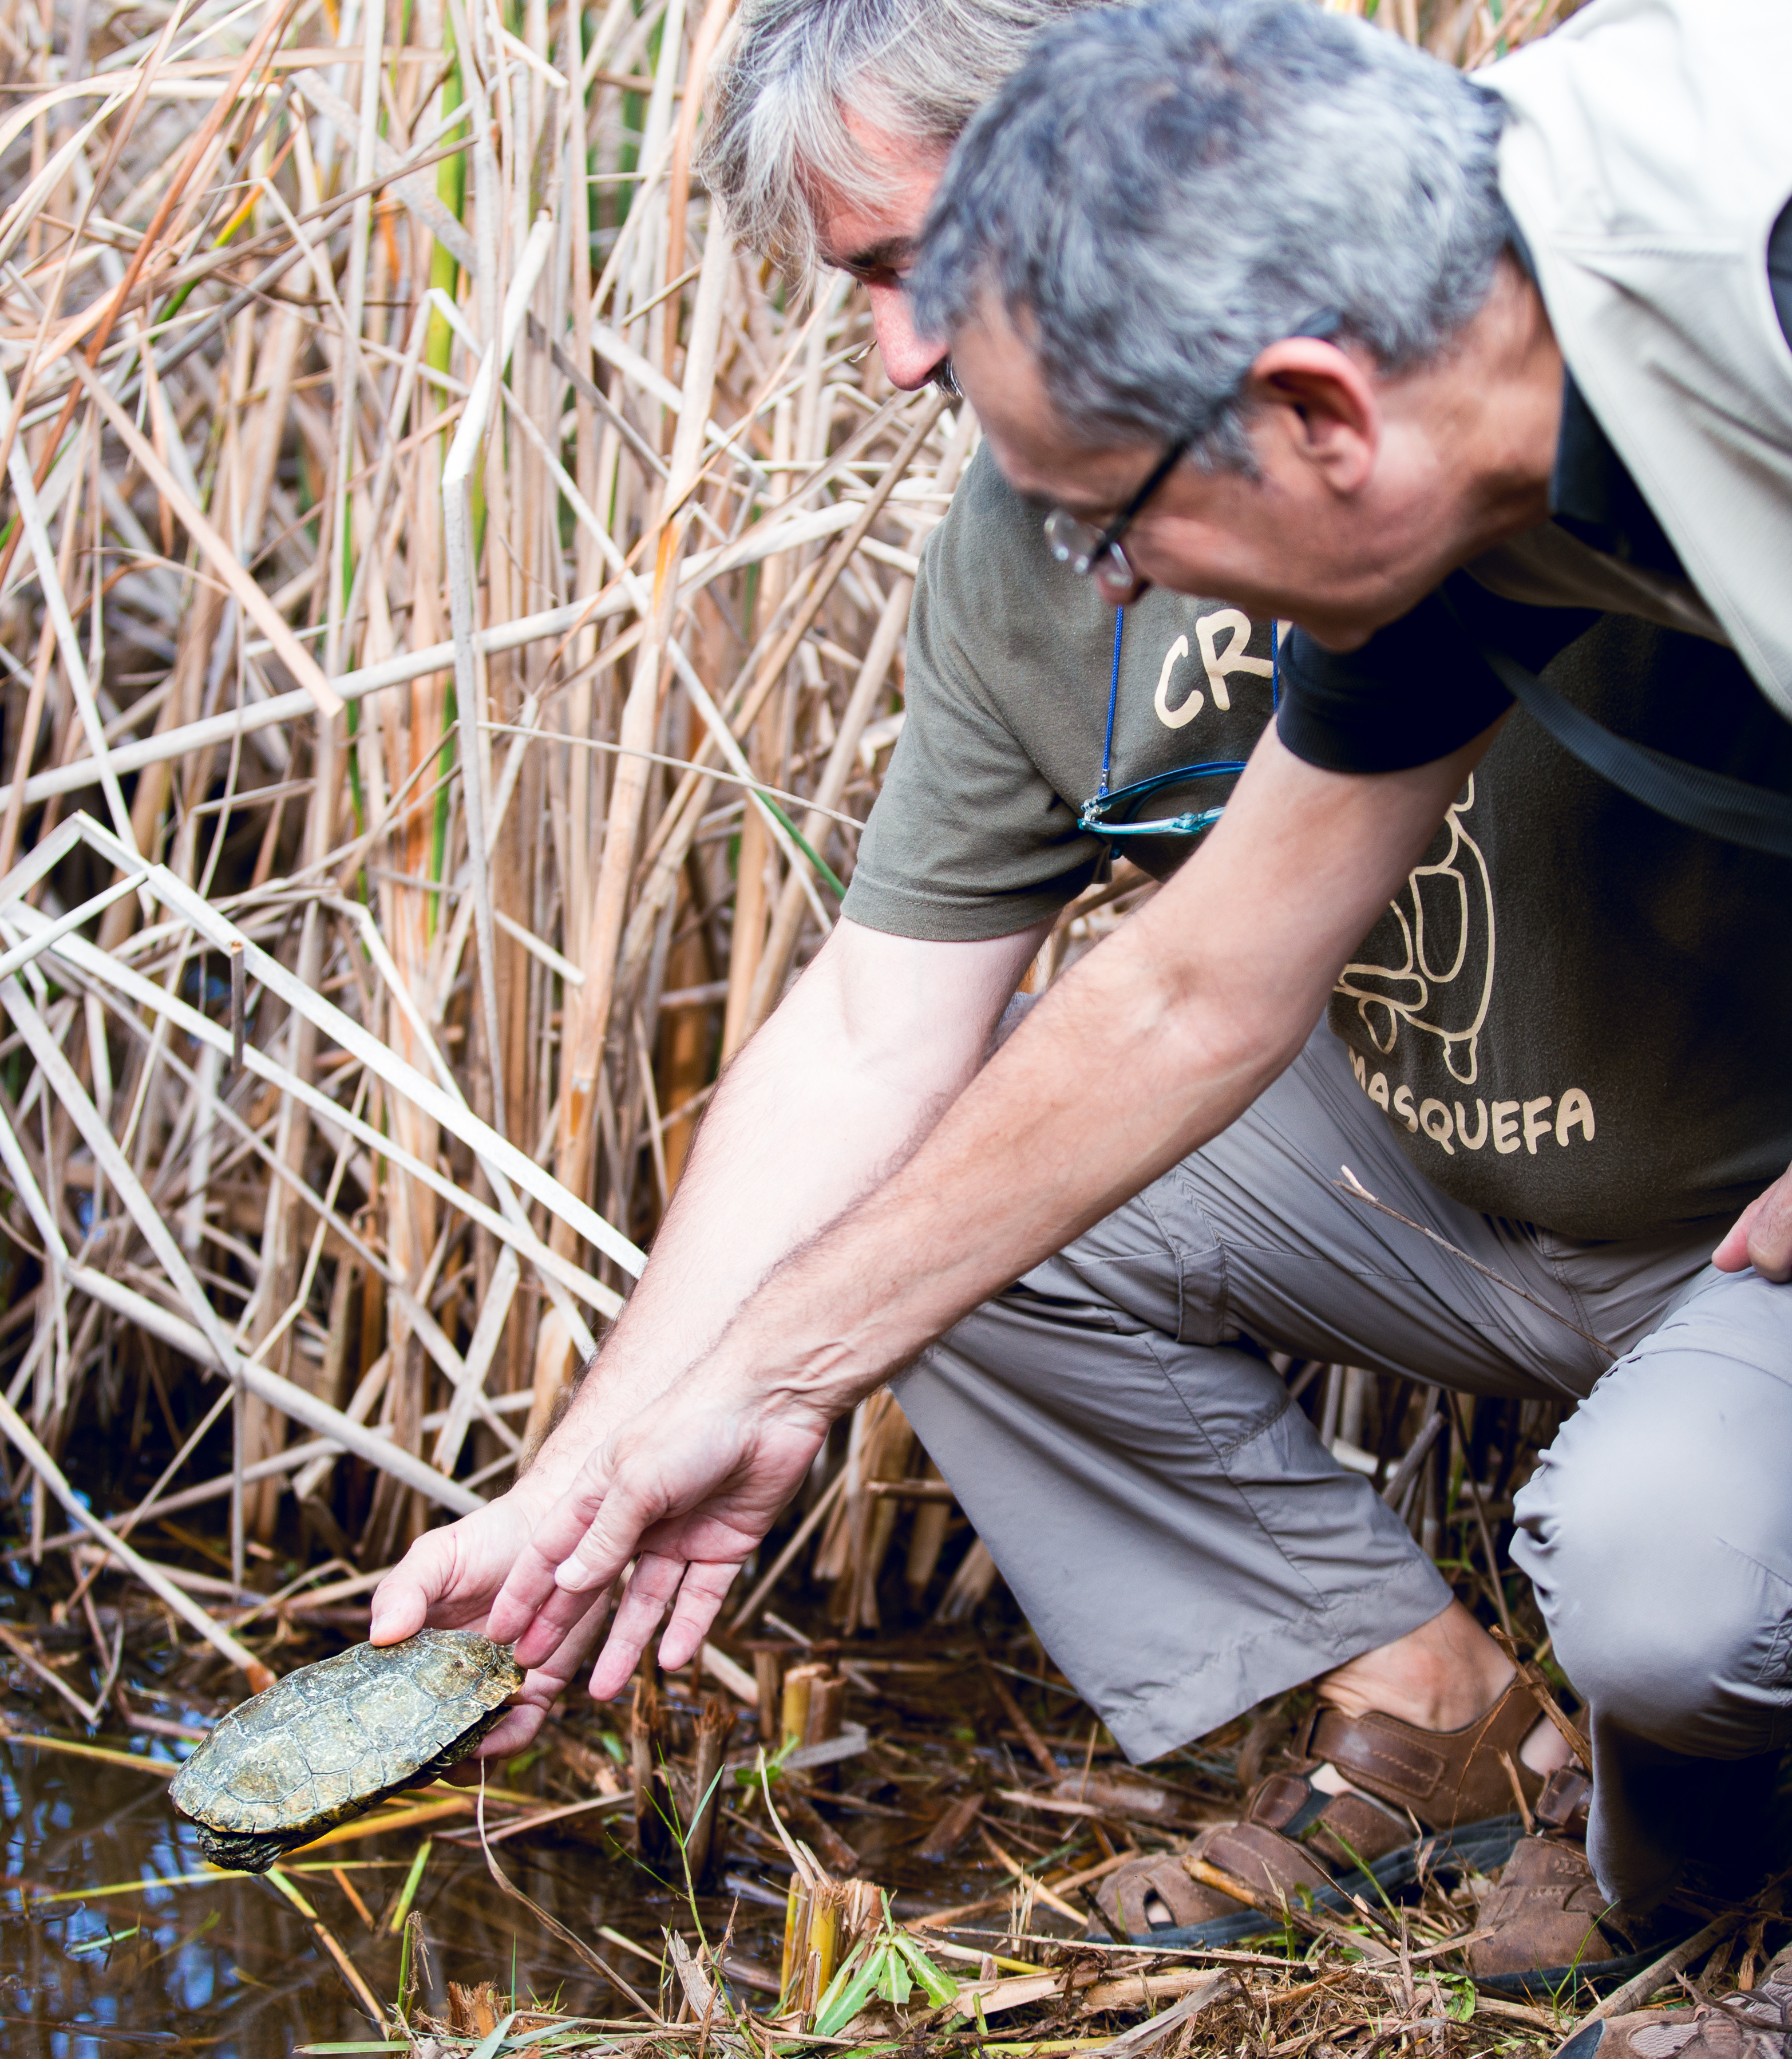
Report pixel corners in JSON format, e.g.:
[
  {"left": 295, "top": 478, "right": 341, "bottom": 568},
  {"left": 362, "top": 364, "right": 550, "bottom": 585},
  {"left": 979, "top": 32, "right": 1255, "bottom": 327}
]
[{"left": 1334, "top": 776, "right": 1495, "bottom": 1086}]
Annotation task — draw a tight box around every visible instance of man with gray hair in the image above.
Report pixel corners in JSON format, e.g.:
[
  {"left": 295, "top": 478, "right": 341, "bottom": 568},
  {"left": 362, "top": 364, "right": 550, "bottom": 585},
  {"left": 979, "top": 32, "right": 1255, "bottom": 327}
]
[
  {"left": 699, "top": 0, "right": 1087, "bottom": 306},
  {"left": 375, "top": 0, "right": 1792, "bottom": 2013}
]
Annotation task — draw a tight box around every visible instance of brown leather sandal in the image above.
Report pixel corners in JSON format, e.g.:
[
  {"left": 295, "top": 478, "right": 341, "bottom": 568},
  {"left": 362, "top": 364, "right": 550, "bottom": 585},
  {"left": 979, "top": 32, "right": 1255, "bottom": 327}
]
[
  {"left": 1469, "top": 1768, "right": 1702, "bottom": 1993},
  {"left": 1095, "top": 1679, "right": 1545, "bottom": 1941},
  {"left": 1096, "top": 1851, "right": 1243, "bottom": 1936},
  {"left": 1294, "top": 1676, "right": 1546, "bottom": 1828}
]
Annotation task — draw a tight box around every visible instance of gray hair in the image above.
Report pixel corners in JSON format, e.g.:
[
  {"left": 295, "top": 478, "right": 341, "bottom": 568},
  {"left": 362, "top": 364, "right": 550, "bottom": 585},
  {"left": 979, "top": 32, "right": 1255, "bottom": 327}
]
[
  {"left": 699, "top": 0, "right": 1094, "bottom": 276},
  {"left": 909, "top": 0, "right": 1512, "bottom": 470}
]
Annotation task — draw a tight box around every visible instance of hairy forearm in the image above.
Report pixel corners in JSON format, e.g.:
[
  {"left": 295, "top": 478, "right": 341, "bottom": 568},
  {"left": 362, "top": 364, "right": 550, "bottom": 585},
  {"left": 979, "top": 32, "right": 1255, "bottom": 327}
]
[
  {"left": 701, "top": 734, "right": 1497, "bottom": 1421},
  {"left": 713, "top": 911, "right": 1291, "bottom": 1414},
  {"left": 521, "top": 922, "right": 1043, "bottom": 1497}
]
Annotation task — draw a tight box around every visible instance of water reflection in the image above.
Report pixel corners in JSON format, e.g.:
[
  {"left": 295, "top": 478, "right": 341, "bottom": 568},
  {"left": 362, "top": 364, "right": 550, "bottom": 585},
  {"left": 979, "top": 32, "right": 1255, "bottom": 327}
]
[{"left": 0, "top": 1734, "right": 738, "bottom": 2057}]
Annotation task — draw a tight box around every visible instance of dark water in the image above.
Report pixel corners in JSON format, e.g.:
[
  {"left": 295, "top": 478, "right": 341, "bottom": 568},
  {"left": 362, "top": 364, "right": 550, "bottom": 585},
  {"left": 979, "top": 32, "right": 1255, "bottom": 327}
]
[
  {"left": 0, "top": 1728, "right": 788, "bottom": 2057},
  {"left": 0, "top": 1526, "right": 1055, "bottom": 2057},
  {"left": 0, "top": 1710, "right": 1011, "bottom": 2057}
]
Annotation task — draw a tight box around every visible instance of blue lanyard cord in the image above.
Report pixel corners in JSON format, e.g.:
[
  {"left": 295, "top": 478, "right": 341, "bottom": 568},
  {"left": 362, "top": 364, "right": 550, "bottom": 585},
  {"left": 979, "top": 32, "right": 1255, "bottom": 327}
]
[
  {"left": 1101, "top": 608, "right": 1276, "bottom": 803},
  {"left": 1099, "top": 607, "right": 1124, "bottom": 800}
]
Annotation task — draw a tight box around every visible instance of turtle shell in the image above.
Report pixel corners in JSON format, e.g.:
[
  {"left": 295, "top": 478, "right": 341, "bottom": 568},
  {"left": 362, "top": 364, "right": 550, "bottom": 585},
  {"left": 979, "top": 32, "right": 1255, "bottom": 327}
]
[{"left": 170, "top": 1629, "right": 520, "bottom": 1873}]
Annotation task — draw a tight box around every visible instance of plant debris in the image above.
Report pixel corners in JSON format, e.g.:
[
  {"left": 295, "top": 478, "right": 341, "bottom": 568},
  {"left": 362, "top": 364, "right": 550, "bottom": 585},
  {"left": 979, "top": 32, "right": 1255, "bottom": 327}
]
[{"left": 0, "top": 0, "right": 1781, "bottom": 2049}]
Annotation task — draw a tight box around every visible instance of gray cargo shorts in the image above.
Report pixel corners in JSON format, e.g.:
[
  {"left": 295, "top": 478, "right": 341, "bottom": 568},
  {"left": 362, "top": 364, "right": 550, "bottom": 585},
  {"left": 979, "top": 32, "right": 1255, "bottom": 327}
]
[{"left": 893, "top": 1025, "right": 1792, "bottom": 1908}]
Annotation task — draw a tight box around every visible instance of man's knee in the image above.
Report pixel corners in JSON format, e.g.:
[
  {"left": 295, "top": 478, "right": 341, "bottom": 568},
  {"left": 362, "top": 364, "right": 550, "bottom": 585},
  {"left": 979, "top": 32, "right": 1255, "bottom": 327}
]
[{"left": 1515, "top": 1366, "right": 1792, "bottom": 1757}]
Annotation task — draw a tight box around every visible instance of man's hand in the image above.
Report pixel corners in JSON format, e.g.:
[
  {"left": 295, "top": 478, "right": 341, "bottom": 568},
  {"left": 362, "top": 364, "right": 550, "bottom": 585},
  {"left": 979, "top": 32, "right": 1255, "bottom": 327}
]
[
  {"left": 469, "top": 730, "right": 1496, "bottom": 1693},
  {"left": 1713, "top": 1163, "right": 1792, "bottom": 1281},
  {"left": 368, "top": 1486, "right": 612, "bottom": 1757},
  {"left": 485, "top": 1365, "right": 836, "bottom": 1700},
  {"left": 367, "top": 920, "right": 1044, "bottom": 1739}
]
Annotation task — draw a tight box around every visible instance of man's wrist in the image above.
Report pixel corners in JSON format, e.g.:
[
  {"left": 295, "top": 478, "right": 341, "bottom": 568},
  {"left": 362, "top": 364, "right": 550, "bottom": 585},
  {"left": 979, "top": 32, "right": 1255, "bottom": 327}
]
[
  {"left": 512, "top": 1425, "right": 595, "bottom": 1506},
  {"left": 520, "top": 1351, "right": 648, "bottom": 1490},
  {"left": 705, "top": 1316, "right": 883, "bottom": 1436}
]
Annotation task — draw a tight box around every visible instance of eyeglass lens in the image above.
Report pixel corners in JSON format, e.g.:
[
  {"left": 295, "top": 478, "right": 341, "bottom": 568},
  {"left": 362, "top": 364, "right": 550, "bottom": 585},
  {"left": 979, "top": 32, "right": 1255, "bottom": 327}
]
[{"left": 1044, "top": 509, "right": 1129, "bottom": 582}]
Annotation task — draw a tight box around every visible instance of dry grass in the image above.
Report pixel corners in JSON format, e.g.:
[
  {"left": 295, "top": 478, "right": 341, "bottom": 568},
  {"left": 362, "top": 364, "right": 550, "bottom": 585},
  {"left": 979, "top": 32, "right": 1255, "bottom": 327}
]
[
  {"left": 0, "top": 0, "right": 985, "bottom": 1639},
  {"left": 2, "top": 0, "right": 1730, "bottom": 2050}
]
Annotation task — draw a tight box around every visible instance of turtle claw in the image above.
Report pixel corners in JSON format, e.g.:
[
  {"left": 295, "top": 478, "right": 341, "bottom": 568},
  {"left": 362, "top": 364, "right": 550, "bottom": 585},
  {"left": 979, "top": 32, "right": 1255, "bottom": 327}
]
[{"left": 194, "top": 1823, "right": 302, "bottom": 1874}]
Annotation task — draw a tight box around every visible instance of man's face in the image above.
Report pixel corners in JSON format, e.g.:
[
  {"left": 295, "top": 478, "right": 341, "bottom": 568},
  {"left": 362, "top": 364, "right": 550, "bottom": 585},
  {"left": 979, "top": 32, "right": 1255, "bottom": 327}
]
[
  {"left": 813, "top": 117, "right": 954, "bottom": 392},
  {"left": 949, "top": 311, "right": 1411, "bottom": 644},
  {"left": 948, "top": 296, "right": 1556, "bottom": 649}
]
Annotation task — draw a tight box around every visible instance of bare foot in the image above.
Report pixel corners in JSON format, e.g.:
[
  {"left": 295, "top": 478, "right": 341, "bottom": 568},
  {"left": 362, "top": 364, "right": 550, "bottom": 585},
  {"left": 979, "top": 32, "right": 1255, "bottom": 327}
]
[{"left": 1318, "top": 1599, "right": 1573, "bottom": 1781}]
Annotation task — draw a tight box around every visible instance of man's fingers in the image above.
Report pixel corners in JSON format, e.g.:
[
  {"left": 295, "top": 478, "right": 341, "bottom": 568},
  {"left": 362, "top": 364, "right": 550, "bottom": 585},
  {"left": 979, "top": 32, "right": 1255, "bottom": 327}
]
[
  {"left": 520, "top": 1591, "right": 614, "bottom": 1697},
  {"left": 553, "top": 1485, "right": 652, "bottom": 1597},
  {"left": 486, "top": 1536, "right": 580, "bottom": 1643},
  {"left": 468, "top": 1701, "right": 548, "bottom": 1759},
  {"left": 602, "top": 1553, "right": 685, "bottom": 1656},
  {"left": 522, "top": 1438, "right": 631, "bottom": 1570},
  {"left": 1714, "top": 1175, "right": 1792, "bottom": 1281},
  {"left": 464, "top": 1600, "right": 615, "bottom": 1756},
  {"left": 1713, "top": 1195, "right": 1765, "bottom": 1274},
  {"left": 370, "top": 1527, "right": 464, "bottom": 1643},
  {"left": 590, "top": 1611, "right": 655, "bottom": 1703},
  {"left": 658, "top": 1562, "right": 740, "bottom": 1673},
  {"left": 488, "top": 1452, "right": 625, "bottom": 1633},
  {"left": 586, "top": 1553, "right": 689, "bottom": 1699},
  {"left": 1746, "top": 1172, "right": 1792, "bottom": 1281},
  {"left": 584, "top": 1558, "right": 739, "bottom": 1699},
  {"left": 507, "top": 1577, "right": 614, "bottom": 1673}
]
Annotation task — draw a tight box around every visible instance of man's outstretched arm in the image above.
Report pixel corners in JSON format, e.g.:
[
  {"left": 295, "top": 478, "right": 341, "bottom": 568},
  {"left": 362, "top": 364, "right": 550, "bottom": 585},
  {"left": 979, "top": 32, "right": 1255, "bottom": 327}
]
[
  {"left": 369, "top": 914, "right": 1047, "bottom": 1751},
  {"left": 489, "top": 721, "right": 1503, "bottom": 1696}
]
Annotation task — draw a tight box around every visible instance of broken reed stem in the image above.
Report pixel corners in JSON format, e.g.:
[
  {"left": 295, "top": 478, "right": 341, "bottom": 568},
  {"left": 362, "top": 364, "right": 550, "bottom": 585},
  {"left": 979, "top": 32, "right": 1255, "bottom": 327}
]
[
  {"left": 0, "top": 0, "right": 966, "bottom": 1613},
  {"left": 0, "top": 0, "right": 1571, "bottom": 1671}
]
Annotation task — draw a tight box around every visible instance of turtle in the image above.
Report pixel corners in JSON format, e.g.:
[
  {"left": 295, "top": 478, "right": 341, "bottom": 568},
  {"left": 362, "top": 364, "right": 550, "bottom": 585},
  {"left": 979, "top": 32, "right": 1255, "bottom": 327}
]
[{"left": 169, "top": 1629, "right": 521, "bottom": 1872}]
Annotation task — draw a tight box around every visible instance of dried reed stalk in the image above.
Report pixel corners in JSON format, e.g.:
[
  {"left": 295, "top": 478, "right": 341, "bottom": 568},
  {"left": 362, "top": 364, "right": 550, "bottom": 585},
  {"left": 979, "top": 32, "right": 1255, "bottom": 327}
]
[
  {"left": 0, "top": 0, "right": 973, "bottom": 1639},
  {"left": 0, "top": 0, "right": 1566, "bottom": 1654}
]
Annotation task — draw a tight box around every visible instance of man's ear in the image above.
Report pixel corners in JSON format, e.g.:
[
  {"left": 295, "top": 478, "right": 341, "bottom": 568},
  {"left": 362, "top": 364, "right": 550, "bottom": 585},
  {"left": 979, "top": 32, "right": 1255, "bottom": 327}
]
[{"left": 1243, "top": 338, "right": 1378, "bottom": 495}]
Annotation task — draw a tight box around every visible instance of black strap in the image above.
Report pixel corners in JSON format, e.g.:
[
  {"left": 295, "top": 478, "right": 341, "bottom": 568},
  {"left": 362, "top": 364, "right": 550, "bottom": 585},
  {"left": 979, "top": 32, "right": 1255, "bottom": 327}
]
[{"left": 1475, "top": 642, "right": 1792, "bottom": 860}]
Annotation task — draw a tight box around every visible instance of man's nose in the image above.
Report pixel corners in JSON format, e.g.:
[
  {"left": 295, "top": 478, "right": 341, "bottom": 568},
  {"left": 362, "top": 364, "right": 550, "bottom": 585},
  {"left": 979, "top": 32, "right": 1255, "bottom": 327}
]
[{"left": 868, "top": 284, "right": 950, "bottom": 391}]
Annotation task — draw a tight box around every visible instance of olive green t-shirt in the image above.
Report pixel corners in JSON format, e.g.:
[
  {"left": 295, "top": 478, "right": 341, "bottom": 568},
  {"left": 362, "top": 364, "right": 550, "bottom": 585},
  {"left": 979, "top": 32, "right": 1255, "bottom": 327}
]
[
  {"left": 845, "top": 445, "right": 1792, "bottom": 1240},
  {"left": 846, "top": 444, "right": 1280, "bottom": 939}
]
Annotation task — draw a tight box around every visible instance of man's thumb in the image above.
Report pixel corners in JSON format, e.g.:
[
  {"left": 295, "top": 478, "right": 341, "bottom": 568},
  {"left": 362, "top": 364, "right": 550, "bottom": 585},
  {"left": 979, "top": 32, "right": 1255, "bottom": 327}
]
[{"left": 369, "top": 1575, "right": 425, "bottom": 1644}]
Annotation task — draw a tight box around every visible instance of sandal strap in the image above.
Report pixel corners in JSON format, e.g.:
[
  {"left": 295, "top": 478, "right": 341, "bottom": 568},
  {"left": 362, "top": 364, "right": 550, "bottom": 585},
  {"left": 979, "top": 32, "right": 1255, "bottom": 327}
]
[
  {"left": 1194, "top": 1819, "right": 1338, "bottom": 1903},
  {"left": 1095, "top": 1849, "right": 1255, "bottom": 1935},
  {"left": 1246, "top": 1769, "right": 1414, "bottom": 1871},
  {"left": 1536, "top": 1763, "right": 1593, "bottom": 1836},
  {"left": 1293, "top": 1678, "right": 1546, "bottom": 1831}
]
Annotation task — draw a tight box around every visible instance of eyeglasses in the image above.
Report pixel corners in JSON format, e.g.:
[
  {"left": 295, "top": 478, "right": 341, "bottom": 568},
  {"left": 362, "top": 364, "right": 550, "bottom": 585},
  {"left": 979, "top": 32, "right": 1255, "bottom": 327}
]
[
  {"left": 1077, "top": 610, "right": 1278, "bottom": 845},
  {"left": 1079, "top": 758, "right": 1247, "bottom": 840},
  {"left": 1047, "top": 310, "right": 1344, "bottom": 590},
  {"left": 1043, "top": 434, "right": 1191, "bottom": 589}
]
